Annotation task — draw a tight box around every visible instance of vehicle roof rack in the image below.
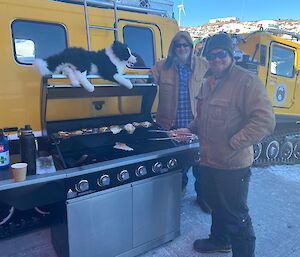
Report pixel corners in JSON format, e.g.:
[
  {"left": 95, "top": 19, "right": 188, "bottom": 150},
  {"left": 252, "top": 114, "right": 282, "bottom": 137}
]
[
  {"left": 264, "top": 28, "right": 300, "bottom": 41},
  {"left": 53, "top": 0, "right": 173, "bottom": 18}
]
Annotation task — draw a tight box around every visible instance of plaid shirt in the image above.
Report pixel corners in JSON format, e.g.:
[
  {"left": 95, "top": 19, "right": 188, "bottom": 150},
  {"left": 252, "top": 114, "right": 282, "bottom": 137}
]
[{"left": 174, "top": 64, "right": 193, "bottom": 128}]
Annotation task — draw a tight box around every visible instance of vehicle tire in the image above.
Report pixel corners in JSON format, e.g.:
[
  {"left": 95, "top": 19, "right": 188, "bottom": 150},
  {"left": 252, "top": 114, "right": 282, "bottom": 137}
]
[
  {"left": 293, "top": 140, "right": 300, "bottom": 159},
  {"left": 253, "top": 142, "right": 262, "bottom": 161},
  {"left": 265, "top": 140, "right": 280, "bottom": 159},
  {"left": 279, "top": 141, "right": 293, "bottom": 160}
]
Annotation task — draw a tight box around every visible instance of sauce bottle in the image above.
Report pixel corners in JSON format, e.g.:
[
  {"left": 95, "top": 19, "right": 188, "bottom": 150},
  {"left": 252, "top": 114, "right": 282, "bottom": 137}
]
[{"left": 0, "top": 129, "right": 10, "bottom": 170}]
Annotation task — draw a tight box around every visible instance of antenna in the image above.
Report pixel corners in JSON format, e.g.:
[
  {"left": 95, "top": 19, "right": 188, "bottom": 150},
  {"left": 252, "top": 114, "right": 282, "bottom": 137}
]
[{"left": 177, "top": 0, "right": 186, "bottom": 27}]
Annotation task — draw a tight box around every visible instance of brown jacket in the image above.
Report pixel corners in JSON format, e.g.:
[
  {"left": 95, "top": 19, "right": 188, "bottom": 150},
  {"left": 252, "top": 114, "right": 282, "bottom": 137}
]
[
  {"left": 151, "top": 55, "right": 208, "bottom": 129},
  {"left": 189, "top": 64, "right": 275, "bottom": 170}
]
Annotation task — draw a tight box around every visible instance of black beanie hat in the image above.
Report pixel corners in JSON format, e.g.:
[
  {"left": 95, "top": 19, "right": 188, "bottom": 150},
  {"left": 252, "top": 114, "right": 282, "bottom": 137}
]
[{"left": 204, "top": 33, "right": 234, "bottom": 58}]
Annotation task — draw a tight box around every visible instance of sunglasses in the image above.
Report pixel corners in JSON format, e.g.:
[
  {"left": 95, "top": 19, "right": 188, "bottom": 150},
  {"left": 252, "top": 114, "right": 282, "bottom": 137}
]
[
  {"left": 206, "top": 50, "right": 228, "bottom": 61},
  {"left": 175, "top": 43, "right": 190, "bottom": 49}
]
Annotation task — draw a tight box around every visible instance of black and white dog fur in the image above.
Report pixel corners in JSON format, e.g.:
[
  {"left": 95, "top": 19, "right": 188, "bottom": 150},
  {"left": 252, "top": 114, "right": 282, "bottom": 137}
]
[{"left": 33, "top": 41, "right": 137, "bottom": 92}]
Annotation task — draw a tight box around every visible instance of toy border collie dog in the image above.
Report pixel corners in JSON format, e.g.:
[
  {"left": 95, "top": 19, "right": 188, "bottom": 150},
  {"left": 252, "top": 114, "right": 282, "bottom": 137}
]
[{"left": 34, "top": 41, "right": 137, "bottom": 92}]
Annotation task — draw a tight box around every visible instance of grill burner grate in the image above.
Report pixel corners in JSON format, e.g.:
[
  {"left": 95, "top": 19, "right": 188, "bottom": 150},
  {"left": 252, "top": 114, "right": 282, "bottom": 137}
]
[{"left": 51, "top": 125, "right": 177, "bottom": 169}]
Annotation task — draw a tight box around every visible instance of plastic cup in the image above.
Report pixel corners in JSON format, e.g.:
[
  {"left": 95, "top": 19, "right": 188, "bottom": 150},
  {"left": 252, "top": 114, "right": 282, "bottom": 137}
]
[{"left": 11, "top": 163, "right": 28, "bottom": 182}]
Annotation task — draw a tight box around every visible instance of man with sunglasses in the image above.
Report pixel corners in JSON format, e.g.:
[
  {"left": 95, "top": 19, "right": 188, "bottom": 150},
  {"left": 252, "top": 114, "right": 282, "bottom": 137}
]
[
  {"left": 151, "top": 31, "right": 210, "bottom": 213},
  {"left": 176, "top": 33, "right": 275, "bottom": 256}
]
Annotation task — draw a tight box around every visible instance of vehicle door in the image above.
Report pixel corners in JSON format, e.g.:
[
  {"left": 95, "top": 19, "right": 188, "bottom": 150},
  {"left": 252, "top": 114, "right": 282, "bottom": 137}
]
[{"left": 267, "top": 43, "right": 297, "bottom": 108}]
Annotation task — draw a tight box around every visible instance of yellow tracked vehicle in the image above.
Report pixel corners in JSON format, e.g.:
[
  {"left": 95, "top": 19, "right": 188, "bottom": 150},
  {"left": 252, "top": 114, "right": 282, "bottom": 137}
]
[
  {"left": 233, "top": 29, "right": 300, "bottom": 165},
  {"left": 0, "top": 0, "right": 178, "bottom": 139}
]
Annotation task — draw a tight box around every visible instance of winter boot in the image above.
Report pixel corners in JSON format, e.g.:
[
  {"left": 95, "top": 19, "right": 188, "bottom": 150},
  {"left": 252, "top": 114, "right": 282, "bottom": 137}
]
[{"left": 193, "top": 238, "right": 232, "bottom": 253}]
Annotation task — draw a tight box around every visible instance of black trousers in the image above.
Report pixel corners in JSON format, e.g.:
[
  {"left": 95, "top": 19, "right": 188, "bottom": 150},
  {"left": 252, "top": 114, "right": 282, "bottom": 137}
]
[{"left": 201, "top": 165, "right": 256, "bottom": 257}]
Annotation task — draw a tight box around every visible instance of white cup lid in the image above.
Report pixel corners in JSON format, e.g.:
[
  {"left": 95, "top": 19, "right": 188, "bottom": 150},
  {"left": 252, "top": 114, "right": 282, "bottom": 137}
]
[{"left": 11, "top": 163, "right": 28, "bottom": 169}]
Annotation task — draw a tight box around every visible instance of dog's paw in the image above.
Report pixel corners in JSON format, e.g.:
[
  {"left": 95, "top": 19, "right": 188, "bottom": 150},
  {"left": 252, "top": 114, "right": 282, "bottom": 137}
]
[
  {"left": 113, "top": 74, "right": 133, "bottom": 89},
  {"left": 123, "top": 80, "right": 133, "bottom": 89},
  {"left": 81, "top": 82, "right": 95, "bottom": 92},
  {"left": 71, "top": 81, "right": 81, "bottom": 87},
  {"left": 75, "top": 70, "right": 94, "bottom": 92}
]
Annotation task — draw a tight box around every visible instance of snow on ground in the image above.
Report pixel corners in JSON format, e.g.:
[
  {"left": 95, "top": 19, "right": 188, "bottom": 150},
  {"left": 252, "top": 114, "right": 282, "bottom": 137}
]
[
  {"left": 252, "top": 164, "right": 300, "bottom": 183},
  {"left": 182, "top": 19, "right": 300, "bottom": 39}
]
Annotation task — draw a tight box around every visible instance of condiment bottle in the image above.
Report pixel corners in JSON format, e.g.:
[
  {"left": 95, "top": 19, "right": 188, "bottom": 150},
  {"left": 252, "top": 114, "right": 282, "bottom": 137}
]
[{"left": 0, "top": 129, "right": 10, "bottom": 170}]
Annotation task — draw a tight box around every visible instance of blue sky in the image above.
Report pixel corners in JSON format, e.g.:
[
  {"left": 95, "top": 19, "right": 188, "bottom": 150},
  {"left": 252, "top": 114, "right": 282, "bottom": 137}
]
[{"left": 174, "top": 0, "right": 300, "bottom": 27}]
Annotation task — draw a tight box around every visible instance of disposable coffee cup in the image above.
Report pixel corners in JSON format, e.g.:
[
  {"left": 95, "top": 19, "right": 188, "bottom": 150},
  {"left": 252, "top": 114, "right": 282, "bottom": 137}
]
[{"left": 11, "top": 163, "right": 28, "bottom": 182}]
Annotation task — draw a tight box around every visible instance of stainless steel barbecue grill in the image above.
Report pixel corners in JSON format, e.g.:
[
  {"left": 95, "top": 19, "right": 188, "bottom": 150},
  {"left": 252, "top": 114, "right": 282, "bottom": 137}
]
[
  {"left": 41, "top": 75, "right": 199, "bottom": 192},
  {"left": 1, "top": 75, "right": 199, "bottom": 257}
]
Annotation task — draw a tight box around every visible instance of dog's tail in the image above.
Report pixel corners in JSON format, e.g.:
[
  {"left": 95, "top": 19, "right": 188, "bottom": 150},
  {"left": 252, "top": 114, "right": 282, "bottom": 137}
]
[{"left": 33, "top": 59, "right": 52, "bottom": 76}]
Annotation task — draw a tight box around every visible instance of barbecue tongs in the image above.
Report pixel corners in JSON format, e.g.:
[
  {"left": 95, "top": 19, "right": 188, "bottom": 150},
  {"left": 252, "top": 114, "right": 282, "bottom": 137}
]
[{"left": 147, "top": 130, "right": 198, "bottom": 142}]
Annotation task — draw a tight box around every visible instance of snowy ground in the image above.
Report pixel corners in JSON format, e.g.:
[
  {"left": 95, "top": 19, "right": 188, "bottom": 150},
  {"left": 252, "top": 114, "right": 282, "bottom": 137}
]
[
  {"left": 254, "top": 164, "right": 300, "bottom": 183},
  {"left": 1, "top": 164, "right": 300, "bottom": 257}
]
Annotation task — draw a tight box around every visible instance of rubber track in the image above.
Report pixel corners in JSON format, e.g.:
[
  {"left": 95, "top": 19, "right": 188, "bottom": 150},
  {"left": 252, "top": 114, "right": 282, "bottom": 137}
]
[{"left": 254, "top": 124, "right": 300, "bottom": 166}]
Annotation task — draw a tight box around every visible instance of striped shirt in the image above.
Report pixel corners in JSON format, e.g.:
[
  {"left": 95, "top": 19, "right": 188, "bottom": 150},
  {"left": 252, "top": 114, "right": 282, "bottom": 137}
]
[{"left": 174, "top": 64, "right": 193, "bottom": 128}]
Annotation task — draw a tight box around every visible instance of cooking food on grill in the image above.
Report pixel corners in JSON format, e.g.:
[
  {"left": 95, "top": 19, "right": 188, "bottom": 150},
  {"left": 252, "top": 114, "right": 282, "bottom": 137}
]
[
  {"left": 133, "top": 121, "right": 152, "bottom": 128},
  {"left": 140, "top": 121, "right": 152, "bottom": 128},
  {"left": 57, "top": 131, "right": 71, "bottom": 138},
  {"left": 99, "top": 126, "right": 110, "bottom": 133},
  {"left": 124, "top": 123, "right": 136, "bottom": 134},
  {"left": 82, "top": 128, "right": 93, "bottom": 134},
  {"left": 70, "top": 130, "right": 83, "bottom": 136},
  {"left": 133, "top": 122, "right": 141, "bottom": 127},
  {"left": 110, "top": 125, "right": 122, "bottom": 134},
  {"left": 114, "top": 142, "right": 134, "bottom": 151}
]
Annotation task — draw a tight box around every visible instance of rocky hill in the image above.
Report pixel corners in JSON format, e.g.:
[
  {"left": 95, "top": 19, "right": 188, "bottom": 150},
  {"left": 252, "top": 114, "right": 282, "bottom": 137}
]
[{"left": 181, "top": 19, "right": 300, "bottom": 40}]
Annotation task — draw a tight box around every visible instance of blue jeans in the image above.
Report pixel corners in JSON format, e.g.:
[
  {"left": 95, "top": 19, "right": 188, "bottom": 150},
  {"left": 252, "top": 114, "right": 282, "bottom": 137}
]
[{"left": 182, "top": 165, "right": 203, "bottom": 199}]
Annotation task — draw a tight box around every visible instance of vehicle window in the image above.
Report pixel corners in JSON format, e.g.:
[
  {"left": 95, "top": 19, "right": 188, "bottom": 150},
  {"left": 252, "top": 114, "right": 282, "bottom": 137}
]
[
  {"left": 271, "top": 45, "right": 294, "bottom": 78},
  {"left": 260, "top": 44, "right": 266, "bottom": 66},
  {"left": 14, "top": 39, "right": 36, "bottom": 64},
  {"left": 123, "top": 26, "right": 154, "bottom": 69},
  {"left": 11, "top": 20, "right": 67, "bottom": 65}
]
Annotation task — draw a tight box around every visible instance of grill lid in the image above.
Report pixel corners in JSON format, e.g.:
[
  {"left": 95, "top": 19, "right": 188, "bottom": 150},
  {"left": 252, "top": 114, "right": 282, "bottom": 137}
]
[{"left": 41, "top": 74, "right": 157, "bottom": 136}]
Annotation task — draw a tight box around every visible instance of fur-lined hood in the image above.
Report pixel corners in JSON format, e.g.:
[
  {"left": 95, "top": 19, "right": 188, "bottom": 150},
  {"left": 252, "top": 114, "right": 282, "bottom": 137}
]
[{"left": 164, "top": 31, "right": 194, "bottom": 69}]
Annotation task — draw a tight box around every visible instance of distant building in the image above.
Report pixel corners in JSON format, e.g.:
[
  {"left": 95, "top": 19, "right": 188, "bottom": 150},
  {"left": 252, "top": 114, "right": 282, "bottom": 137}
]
[
  {"left": 209, "top": 17, "right": 238, "bottom": 23},
  {"left": 256, "top": 20, "right": 279, "bottom": 30}
]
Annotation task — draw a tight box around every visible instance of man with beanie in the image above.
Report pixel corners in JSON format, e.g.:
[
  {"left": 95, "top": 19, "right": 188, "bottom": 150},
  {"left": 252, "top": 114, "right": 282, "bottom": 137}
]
[{"left": 176, "top": 33, "right": 275, "bottom": 256}]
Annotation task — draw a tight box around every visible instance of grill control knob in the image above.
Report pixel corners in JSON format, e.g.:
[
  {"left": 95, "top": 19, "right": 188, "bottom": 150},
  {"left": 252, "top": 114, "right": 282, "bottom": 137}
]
[
  {"left": 195, "top": 151, "right": 201, "bottom": 163},
  {"left": 97, "top": 175, "right": 110, "bottom": 187},
  {"left": 167, "top": 158, "right": 178, "bottom": 169},
  {"left": 152, "top": 162, "right": 163, "bottom": 173},
  {"left": 136, "top": 166, "right": 147, "bottom": 177},
  {"left": 118, "top": 170, "right": 130, "bottom": 182},
  {"left": 75, "top": 180, "right": 89, "bottom": 193}
]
